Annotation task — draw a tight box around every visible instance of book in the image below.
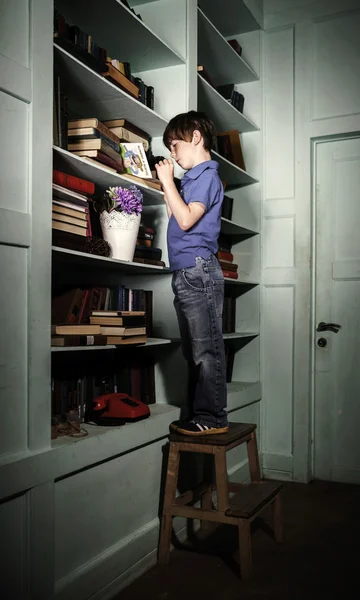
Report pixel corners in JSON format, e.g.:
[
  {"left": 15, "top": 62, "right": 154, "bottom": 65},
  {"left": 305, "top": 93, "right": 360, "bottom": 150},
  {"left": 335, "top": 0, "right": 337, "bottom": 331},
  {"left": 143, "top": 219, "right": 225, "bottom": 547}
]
[
  {"left": 103, "top": 119, "right": 150, "bottom": 141},
  {"left": 120, "top": 142, "right": 152, "bottom": 178},
  {"left": 197, "top": 65, "right": 216, "bottom": 89},
  {"left": 120, "top": 173, "right": 162, "bottom": 190},
  {"left": 51, "top": 335, "right": 107, "bottom": 347},
  {"left": 89, "top": 315, "right": 146, "bottom": 326},
  {"left": 79, "top": 156, "right": 118, "bottom": 174},
  {"left": 72, "top": 150, "right": 124, "bottom": 171},
  {"left": 105, "top": 126, "right": 149, "bottom": 151},
  {"left": 217, "top": 250, "right": 233, "bottom": 263},
  {"left": 222, "top": 270, "right": 238, "bottom": 280},
  {"left": 68, "top": 127, "right": 120, "bottom": 152},
  {"left": 52, "top": 220, "right": 88, "bottom": 237},
  {"left": 101, "top": 62, "right": 139, "bottom": 98},
  {"left": 52, "top": 324, "right": 102, "bottom": 335},
  {"left": 52, "top": 288, "right": 85, "bottom": 324},
  {"left": 52, "top": 203, "right": 88, "bottom": 220},
  {"left": 52, "top": 230, "right": 87, "bottom": 252},
  {"left": 68, "top": 139, "right": 122, "bottom": 164},
  {"left": 227, "top": 38, "right": 242, "bottom": 56},
  {"left": 221, "top": 195, "right": 234, "bottom": 220},
  {"left": 217, "top": 130, "right": 246, "bottom": 171},
  {"left": 53, "top": 170, "right": 95, "bottom": 197},
  {"left": 91, "top": 310, "right": 145, "bottom": 317},
  {"left": 219, "top": 260, "right": 238, "bottom": 272},
  {"left": 106, "top": 335, "right": 147, "bottom": 345},
  {"left": 68, "top": 119, "right": 120, "bottom": 145},
  {"left": 52, "top": 212, "right": 88, "bottom": 228},
  {"left": 53, "top": 184, "right": 89, "bottom": 207},
  {"left": 99, "top": 326, "right": 126, "bottom": 336}
]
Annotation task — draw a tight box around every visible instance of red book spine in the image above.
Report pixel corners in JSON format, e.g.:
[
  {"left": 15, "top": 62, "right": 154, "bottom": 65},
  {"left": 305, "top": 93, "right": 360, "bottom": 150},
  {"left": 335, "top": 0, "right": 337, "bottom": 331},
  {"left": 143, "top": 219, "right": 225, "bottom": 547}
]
[
  {"left": 222, "top": 270, "right": 238, "bottom": 280},
  {"left": 53, "top": 169, "right": 95, "bottom": 196},
  {"left": 217, "top": 250, "right": 233, "bottom": 263}
]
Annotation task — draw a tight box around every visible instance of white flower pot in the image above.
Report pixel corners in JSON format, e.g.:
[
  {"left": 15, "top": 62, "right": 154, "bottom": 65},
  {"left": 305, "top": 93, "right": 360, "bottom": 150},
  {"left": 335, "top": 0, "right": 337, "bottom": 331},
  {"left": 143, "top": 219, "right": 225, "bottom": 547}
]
[{"left": 100, "top": 210, "right": 141, "bottom": 261}]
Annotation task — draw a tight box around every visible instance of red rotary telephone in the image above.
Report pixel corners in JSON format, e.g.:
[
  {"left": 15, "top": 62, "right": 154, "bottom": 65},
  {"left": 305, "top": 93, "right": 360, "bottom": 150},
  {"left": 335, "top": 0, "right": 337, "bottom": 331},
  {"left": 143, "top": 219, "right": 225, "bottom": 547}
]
[{"left": 92, "top": 393, "right": 150, "bottom": 425}]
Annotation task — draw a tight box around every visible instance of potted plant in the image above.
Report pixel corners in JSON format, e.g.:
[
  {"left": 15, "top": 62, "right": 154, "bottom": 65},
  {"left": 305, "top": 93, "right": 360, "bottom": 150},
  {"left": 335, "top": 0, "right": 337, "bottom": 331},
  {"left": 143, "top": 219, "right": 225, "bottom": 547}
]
[{"left": 94, "top": 185, "right": 143, "bottom": 261}]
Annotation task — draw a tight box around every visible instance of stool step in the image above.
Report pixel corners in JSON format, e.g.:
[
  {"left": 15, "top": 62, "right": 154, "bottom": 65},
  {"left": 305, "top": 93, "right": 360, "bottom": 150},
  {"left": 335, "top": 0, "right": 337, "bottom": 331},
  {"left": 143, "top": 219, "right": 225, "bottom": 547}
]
[
  {"left": 169, "top": 422, "right": 256, "bottom": 445},
  {"left": 226, "top": 482, "right": 282, "bottom": 518}
]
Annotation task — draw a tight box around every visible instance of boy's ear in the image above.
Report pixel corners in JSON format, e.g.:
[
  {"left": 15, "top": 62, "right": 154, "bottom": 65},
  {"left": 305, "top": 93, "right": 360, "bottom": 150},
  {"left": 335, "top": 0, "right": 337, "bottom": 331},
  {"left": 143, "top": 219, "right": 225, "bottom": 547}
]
[{"left": 192, "top": 129, "right": 203, "bottom": 146}]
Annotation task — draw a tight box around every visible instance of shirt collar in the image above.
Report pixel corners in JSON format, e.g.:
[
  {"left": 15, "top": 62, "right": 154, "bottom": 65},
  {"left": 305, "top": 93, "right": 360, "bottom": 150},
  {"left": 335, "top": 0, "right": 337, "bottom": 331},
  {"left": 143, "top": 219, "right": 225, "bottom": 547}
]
[{"left": 183, "top": 160, "right": 219, "bottom": 181}]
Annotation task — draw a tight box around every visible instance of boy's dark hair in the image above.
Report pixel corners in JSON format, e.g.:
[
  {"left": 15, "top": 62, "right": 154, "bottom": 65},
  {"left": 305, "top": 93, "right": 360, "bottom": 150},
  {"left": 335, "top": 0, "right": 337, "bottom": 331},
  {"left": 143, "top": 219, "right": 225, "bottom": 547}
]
[{"left": 163, "top": 110, "right": 217, "bottom": 152}]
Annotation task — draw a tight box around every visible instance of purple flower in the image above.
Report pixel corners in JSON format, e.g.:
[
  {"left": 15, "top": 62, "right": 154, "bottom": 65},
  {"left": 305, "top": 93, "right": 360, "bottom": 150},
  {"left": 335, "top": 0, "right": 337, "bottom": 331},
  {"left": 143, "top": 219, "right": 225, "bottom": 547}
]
[{"left": 105, "top": 185, "right": 143, "bottom": 215}]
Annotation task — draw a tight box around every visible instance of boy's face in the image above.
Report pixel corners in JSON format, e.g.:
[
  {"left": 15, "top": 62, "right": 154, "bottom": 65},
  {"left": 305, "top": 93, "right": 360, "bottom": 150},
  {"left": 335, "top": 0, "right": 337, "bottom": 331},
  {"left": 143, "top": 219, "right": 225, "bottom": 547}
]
[{"left": 169, "top": 138, "right": 195, "bottom": 171}]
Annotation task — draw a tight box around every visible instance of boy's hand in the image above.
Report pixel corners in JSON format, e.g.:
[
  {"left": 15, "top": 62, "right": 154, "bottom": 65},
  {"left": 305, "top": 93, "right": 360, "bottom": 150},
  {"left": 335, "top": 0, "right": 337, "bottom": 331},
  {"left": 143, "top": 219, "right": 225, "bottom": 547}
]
[{"left": 155, "top": 158, "right": 174, "bottom": 186}]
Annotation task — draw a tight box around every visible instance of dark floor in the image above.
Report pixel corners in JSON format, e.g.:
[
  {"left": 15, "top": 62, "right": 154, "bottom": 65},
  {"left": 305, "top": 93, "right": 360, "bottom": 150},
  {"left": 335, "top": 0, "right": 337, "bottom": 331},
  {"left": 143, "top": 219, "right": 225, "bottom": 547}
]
[{"left": 117, "top": 480, "right": 360, "bottom": 600}]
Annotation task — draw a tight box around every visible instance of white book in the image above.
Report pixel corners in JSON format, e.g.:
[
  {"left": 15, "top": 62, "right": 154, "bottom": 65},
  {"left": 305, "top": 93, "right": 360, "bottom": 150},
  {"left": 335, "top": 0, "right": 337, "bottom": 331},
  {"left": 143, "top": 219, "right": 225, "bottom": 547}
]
[{"left": 120, "top": 142, "right": 152, "bottom": 179}]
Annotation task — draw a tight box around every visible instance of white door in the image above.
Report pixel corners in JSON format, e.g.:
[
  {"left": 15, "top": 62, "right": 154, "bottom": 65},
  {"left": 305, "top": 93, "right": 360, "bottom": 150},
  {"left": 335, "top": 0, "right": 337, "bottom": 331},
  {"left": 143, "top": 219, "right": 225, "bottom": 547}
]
[{"left": 314, "top": 137, "right": 360, "bottom": 484}]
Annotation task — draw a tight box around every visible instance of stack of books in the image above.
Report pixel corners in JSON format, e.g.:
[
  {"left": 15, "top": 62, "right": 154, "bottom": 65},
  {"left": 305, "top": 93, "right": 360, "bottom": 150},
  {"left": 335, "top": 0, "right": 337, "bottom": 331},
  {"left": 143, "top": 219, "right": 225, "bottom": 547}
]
[
  {"left": 134, "top": 224, "right": 166, "bottom": 267},
  {"left": 217, "top": 250, "right": 239, "bottom": 280},
  {"left": 52, "top": 170, "right": 94, "bottom": 242},
  {"left": 51, "top": 310, "right": 147, "bottom": 347},
  {"left": 68, "top": 119, "right": 124, "bottom": 172}
]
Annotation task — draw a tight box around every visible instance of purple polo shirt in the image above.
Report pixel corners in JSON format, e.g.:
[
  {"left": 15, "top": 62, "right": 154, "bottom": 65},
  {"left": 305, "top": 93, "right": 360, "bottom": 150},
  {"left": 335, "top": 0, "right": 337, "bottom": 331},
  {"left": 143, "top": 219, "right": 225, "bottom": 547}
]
[{"left": 167, "top": 160, "right": 224, "bottom": 271}]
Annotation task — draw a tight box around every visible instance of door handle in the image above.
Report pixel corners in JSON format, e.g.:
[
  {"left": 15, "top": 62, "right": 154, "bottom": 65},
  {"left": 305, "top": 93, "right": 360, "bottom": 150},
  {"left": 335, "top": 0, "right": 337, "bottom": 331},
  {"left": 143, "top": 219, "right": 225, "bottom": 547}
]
[{"left": 316, "top": 321, "right": 341, "bottom": 333}]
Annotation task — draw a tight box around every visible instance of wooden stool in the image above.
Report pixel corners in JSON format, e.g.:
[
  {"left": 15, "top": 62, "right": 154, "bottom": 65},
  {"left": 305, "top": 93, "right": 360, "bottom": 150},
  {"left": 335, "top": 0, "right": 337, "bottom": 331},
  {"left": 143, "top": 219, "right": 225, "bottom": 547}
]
[{"left": 158, "top": 422, "right": 283, "bottom": 580}]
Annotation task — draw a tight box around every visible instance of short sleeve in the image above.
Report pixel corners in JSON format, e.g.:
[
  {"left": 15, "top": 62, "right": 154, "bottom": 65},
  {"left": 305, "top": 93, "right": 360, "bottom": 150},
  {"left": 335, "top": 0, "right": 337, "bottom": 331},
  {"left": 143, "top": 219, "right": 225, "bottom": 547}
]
[{"left": 189, "top": 173, "right": 222, "bottom": 212}]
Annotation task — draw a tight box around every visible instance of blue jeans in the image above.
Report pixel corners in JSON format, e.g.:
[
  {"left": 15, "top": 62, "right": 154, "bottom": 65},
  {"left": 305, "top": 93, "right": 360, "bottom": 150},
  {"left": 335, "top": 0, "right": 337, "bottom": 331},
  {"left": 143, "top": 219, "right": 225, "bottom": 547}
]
[{"left": 172, "top": 254, "right": 228, "bottom": 428}]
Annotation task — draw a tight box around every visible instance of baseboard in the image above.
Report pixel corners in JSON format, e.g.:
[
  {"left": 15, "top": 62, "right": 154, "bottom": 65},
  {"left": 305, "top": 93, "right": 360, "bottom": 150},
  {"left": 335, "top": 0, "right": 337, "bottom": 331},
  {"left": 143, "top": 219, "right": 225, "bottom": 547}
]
[{"left": 262, "top": 468, "right": 293, "bottom": 481}]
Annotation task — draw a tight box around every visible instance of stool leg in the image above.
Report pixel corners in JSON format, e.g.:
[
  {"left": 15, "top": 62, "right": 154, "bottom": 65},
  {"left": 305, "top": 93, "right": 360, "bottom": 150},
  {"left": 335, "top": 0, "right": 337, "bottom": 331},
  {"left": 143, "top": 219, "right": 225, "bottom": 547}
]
[
  {"left": 201, "top": 455, "right": 214, "bottom": 530},
  {"left": 214, "top": 447, "right": 229, "bottom": 513},
  {"left": 201, "top": 486, "right": 213, "bottom": 531},
  {"left": 272, "top": 493, "right": 283, "bottom": 543},
  {"left": 247, "top": 431, "right": 261, "bottom": 482},
  {"left": 158, "top": 442, "right": 180, "bottom": 565},
  {"left": 238, "top": 519, "right": 252, "bottom": 581}
]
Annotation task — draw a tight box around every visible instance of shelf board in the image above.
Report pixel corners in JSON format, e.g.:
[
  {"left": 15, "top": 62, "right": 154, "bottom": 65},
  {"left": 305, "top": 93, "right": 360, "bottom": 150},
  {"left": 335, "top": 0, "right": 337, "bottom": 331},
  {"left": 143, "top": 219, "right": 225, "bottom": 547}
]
[
  {"left": 223, "top": 332, "right": 259, "bottom": 340},
  {"left": 224, "top": 278, "right": 259, "bottom": 286},
  {"left": 227, "top": 381, "right": 262, "bottom": 412},
  {"left": 129, "top": 0, "right": 158, "bottom": 5},
  {"left": 198, "top": 75, "right": 259, "bottom": 133},
  {"left": 55, "top": 0, "right": 185, "bottom": 71},
  {"left": 51, "top": 337, "right": 171, "bottom": 352},
  {"left": 54, "top": 44, "right": 168, "bottom": 137},
  {"left": 52, "top": 246, "right": 170, "bottom": 274},
  {"left": 198, "top": 7, "right": 258, "bottom": 86},
  {"left": 198, "top": 0, "right": 261, "bottom": 37},
  {"left": 213, "top": 151, "right": 258, "bottom": 188},
  {"left": 53, "top": 147, "right": 165, "bottom": 206},
  {"left": 51, "top": 403, "right": 179, "bottom": 449},
  {"left": 221, "top": 217, "right": 258, "bottom": 237}
]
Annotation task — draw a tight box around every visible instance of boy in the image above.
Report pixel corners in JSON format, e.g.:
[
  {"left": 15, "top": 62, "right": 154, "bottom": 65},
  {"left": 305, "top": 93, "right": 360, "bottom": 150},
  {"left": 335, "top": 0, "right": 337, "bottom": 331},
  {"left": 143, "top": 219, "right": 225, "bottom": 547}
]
[{"left": 155, "top": 111, "right": 228, "bottom": 435}]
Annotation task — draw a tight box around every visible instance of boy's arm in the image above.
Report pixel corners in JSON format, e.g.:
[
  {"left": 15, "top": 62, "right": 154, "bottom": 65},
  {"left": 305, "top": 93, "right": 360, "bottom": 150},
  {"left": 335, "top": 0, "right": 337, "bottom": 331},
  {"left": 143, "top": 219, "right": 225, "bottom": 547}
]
[
  {"left": 163, "top": 192, "right": 172, "bottom": 219},
  {"left": 156, "top": 160, "right": 205, "bottom": 230}
]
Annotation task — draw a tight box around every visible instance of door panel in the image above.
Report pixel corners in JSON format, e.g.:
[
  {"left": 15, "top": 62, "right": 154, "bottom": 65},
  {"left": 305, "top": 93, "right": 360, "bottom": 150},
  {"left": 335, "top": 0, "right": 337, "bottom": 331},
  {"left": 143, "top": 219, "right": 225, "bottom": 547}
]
[{"left": 315, "top": 138, "right": 360, "bottom": 483}]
